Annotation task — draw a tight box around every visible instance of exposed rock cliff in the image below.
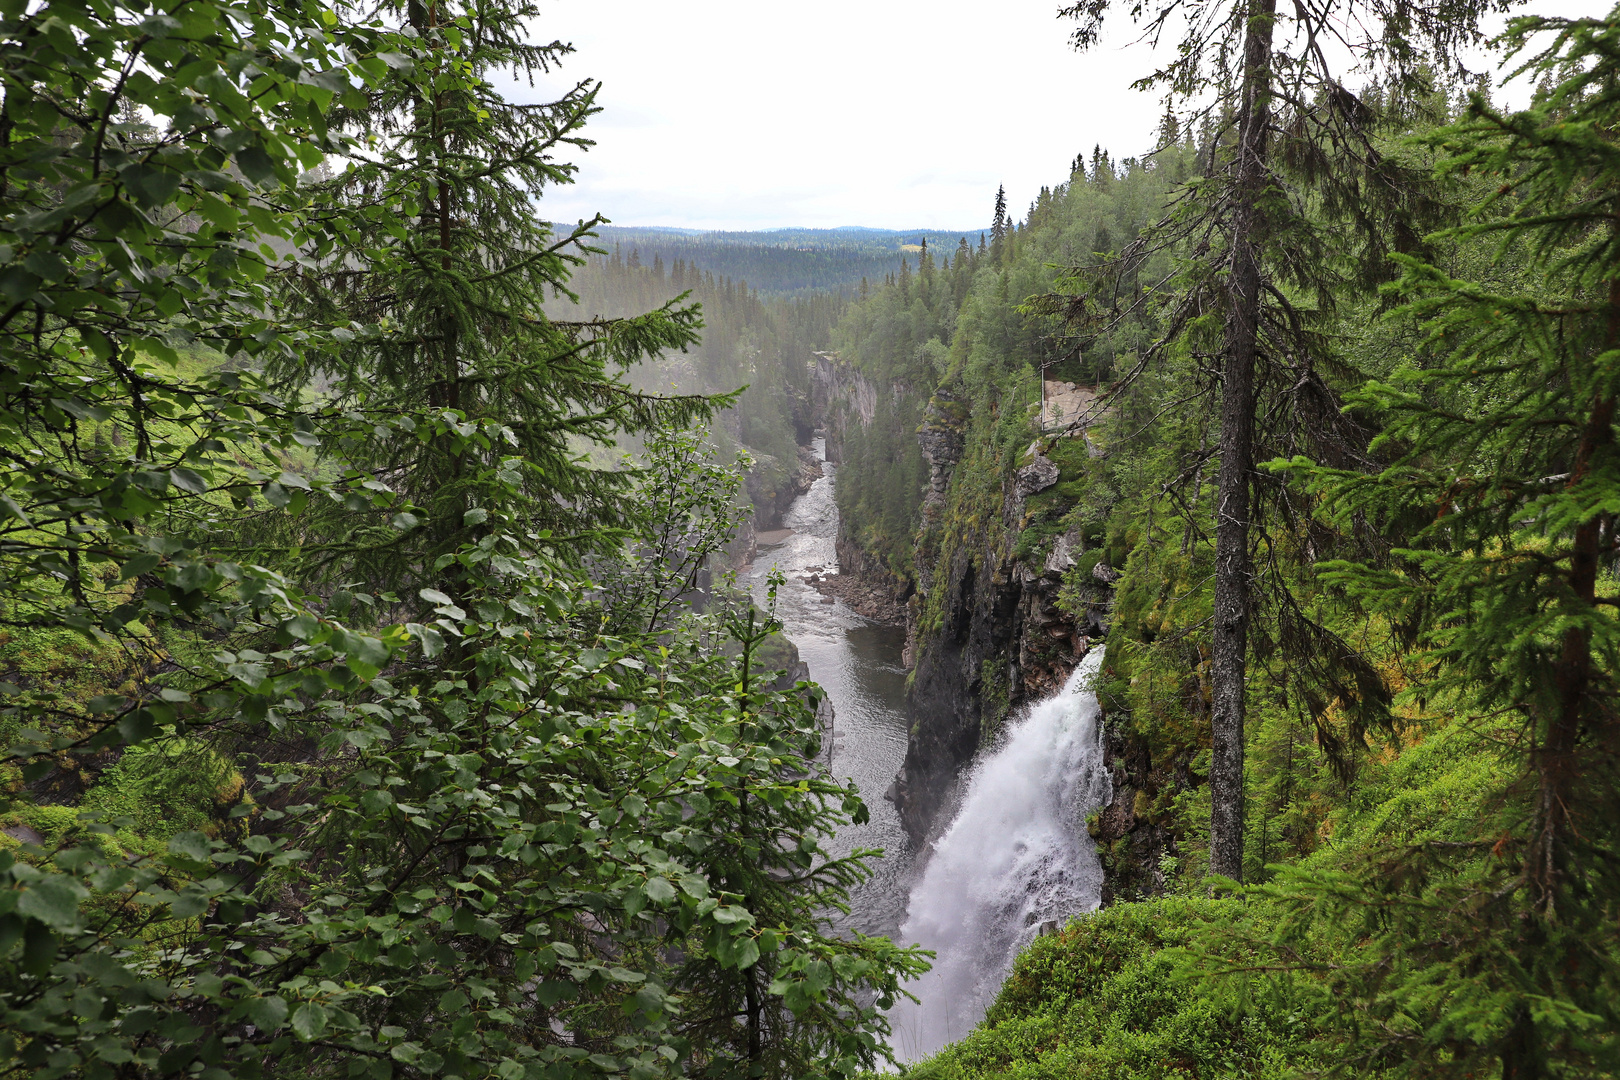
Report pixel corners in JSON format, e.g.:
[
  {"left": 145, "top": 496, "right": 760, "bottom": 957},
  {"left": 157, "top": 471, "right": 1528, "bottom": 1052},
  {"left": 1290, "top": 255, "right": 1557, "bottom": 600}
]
[
  {"left": 812, "top": 351, "right": 878, "bottom": 465},
  {"left": 809, "top": 352, "right": 914, "bottom": 620},
  {"left": 893, "top": 418, "right": 1114, "bottom": 844},
  {"left": 808, "top": 353, "right": 1167, "bottom": 898},
  {"left": 916, "top": 389, "right": 966, "bottom": 521},
  {"left": 746, "top": 445, "right": 824, "bottom": 530},
  {"left": 1090, "top": 713, "right": 1183, "bottom": 905},
  {"left": 892, "top": 511, "right": 1106, "bottom": 842}
]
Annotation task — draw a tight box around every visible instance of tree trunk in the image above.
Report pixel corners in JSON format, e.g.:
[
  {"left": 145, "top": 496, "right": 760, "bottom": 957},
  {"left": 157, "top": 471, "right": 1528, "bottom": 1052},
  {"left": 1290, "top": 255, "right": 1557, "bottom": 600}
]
[
  {"left": 1538, "top": 276, "right": 1620, "bottom": 908},
  {"left": 1209, "top": 0, "right": 1276, "bottom": 883}
]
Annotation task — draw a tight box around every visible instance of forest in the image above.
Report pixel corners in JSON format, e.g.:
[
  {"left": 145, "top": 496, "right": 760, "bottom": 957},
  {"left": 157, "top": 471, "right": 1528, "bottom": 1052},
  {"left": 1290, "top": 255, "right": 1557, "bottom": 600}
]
[
  {"left": 588, "top": 228, "right": 975, "bottom": 300},
  {"left": 1, "top": 0, "right": 1618, "bottom": 1077},
  {"left": 823, "top": 4, "right": 1620, "bottom": 1078},
  {"left": 0, "top": 0, "right": 924, "bottom": 1077}
]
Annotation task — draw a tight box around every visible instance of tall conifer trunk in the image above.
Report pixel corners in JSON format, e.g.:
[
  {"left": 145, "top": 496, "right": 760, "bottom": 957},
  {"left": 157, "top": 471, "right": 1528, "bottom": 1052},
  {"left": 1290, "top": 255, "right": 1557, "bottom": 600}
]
[
  {"left": 1537, "top": 275, "right": 1619, "bottom": 910},
  {"left": 1209, "top": 0, "right": 1276, "bottom": 883}
]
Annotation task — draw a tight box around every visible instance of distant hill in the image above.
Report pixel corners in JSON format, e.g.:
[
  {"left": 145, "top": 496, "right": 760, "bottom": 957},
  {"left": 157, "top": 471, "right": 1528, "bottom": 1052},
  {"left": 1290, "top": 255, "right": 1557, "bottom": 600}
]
[{"left": 586, "top": 225, "right": 987, "bottom": 297}]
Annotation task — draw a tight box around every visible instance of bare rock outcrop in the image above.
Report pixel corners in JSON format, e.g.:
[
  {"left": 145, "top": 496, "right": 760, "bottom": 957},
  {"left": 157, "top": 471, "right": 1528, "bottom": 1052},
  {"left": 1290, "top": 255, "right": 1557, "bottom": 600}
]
[{"left": 1015, "top": 452, "right": 1060, "bottom": 497}]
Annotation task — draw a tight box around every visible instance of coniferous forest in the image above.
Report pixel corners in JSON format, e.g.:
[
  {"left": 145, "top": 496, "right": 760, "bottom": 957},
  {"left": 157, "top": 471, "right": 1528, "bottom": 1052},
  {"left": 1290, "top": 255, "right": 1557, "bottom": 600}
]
[{"left": 1, "top": 0, "right": 1619, "bottom": 1078}]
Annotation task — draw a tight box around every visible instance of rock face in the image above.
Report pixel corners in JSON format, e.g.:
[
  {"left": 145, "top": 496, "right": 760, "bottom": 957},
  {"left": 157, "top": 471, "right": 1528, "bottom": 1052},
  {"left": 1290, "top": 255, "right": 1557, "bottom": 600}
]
[
  {"left": 807, "top": 531, "right": 909, "bottom": 624},
  {"left": 796, "top": 445, "right": 824, "bottom": 491},
  {"left": 813, "top": 351, "right": 881, "bottom": 465},
  {"left": 893, "top": 539, "right": 1023, "bottom": 840},
  {"left": 1088, "top": 695, "right": 1203, "bottom": 904},
  {"left": 890, "top": 398, "right": 1113, "bottom": 841},
  {"left": 1040, "top": 379, "right": 1102, "bottom": 432},
  {"left": 803, "top": 351, "right": 1172, "bottom": 899},
  {"left": 892, "top": 406, "right": 1114, "bottom": 843},
  {"left": 893, "top": 518, "right": 1111, "bottom": 842},
  {"left": 747, "top": 446, "right": 824, "bottom": 530},
  {"left": 917, "top": 390, "right": 966, "bottom": 519},
  {"left": 1015, "top": 452, "right": 1060, "bottom": 497},
  {"left": 807, "top": 352, "right": 915, "bottom": 623}
]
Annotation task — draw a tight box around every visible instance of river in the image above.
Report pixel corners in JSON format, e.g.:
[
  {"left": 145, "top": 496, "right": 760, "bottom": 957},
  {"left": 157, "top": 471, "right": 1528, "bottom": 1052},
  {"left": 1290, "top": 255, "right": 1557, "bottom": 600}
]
[
  {"left": 744, "top": 439, "right": 917, "bottom": 941},
  {"left": 745, "top": 438, "right": 1110, "bottom": 1067}
]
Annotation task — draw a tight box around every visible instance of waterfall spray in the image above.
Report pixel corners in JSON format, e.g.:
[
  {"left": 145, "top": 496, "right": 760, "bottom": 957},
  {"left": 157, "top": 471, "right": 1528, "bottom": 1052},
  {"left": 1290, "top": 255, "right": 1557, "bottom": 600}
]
[{"left": 888, "top": 647, "right": 1111, "bottom": 1063}]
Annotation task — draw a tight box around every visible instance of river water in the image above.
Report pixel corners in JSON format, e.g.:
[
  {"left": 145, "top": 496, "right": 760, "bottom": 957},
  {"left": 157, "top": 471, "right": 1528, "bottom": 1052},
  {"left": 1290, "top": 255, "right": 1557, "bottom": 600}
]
[
  {"left": 746, "top": 439, "right": 1109, "bottom": 1066},
  {"left": 744, "top": 440, "right": 916, "bottom": 940}
]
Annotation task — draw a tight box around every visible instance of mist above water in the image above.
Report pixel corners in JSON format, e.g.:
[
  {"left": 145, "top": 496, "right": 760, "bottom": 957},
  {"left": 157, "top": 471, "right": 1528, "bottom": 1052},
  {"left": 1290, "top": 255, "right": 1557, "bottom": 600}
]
[{"left": 888, "top": 648, "right": 1111, "bottom": 1063}]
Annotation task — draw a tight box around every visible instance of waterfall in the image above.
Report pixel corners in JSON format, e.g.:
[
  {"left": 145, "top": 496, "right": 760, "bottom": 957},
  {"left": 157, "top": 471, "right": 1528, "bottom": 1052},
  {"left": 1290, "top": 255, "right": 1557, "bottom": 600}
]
[{"left": 888, "top": 647, "right": 1111, "bottom": 1063}]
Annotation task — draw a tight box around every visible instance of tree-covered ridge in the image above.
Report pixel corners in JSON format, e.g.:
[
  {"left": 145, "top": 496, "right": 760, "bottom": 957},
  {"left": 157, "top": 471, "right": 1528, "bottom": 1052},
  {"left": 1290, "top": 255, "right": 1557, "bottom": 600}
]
[
  {"left": 590, "top": 226, "right": 987, "bottom": 299},
  {"left": 832, "top": 146, "right": 1185, "bottom": 582},
  {"left": 0, "top": 0, "right": 925, "bottom": 1076},
  {"left": 826, "top": 7, "right": 1620, "bottom": 1075}
]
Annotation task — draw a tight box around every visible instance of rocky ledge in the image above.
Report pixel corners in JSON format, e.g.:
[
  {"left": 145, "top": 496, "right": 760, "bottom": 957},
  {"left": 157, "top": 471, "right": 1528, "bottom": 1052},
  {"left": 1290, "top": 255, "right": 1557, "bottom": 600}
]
[{"left": 806, "top": 569, "right": 907, "bottom": 625}]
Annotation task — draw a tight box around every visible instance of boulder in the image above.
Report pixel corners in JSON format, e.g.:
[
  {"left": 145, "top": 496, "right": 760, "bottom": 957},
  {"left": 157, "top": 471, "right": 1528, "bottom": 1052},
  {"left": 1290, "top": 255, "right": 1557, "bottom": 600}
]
[{"left": 1016, "top": 453, "right": 1060, "bottom": 497}]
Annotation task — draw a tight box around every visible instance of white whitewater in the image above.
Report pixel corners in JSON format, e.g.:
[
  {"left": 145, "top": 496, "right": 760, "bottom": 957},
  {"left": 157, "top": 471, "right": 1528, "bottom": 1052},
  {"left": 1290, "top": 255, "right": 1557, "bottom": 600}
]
[{"left": 888, "top": 647, "right": 1111, "bottom": 1063}]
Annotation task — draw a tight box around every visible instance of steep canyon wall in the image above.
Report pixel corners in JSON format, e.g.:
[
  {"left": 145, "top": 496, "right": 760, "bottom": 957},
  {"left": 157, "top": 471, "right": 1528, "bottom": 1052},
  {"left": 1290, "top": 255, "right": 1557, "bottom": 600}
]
[{"left": 810, "top": 354, "right": 1175, "bottom": 897}]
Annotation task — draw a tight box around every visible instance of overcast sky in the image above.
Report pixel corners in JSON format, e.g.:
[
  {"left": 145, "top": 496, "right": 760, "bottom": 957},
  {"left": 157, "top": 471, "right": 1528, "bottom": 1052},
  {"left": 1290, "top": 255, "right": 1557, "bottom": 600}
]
[
  {"left": 519, "top": 0, "right": 1594, "bottom": 232},
  {"left": 519, "top": 0, "right": 1168, "bottom": 231}
]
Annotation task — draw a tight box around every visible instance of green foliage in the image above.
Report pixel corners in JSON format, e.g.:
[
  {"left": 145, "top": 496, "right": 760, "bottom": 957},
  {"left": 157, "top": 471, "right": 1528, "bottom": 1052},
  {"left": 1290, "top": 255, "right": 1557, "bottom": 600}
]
[
  {"left": 835, "top": 389, "right": 930, "bottom": 578},
  {"left": 78, "top": 741, "right": 243, "bottom": 847},
  {"left": 0, "top": 0, "right": 924, "bottom": 1076},
  {"left": 905, "top": 899, "right": 1320, "bottom": 1080},
  {"left": 1255, "top": 13, "right": 1620, "bottom": 1076},
  {"left": 1015, "top": 435, "right": 1095, "bottom": 561},
  {"left": 0, "top": 562, "right": 915, "bottom": 1080}
]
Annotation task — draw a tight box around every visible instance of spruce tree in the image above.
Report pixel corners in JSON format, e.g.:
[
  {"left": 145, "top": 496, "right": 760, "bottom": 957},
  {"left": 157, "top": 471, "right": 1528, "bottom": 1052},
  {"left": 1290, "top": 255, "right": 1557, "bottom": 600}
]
[
  {"left": 275, "top": 0, "right": 714, "bottom": 596},
  {"left": 1063, "top": 0, "right": 1505, "bottom": 881},
  {"left": 990, "top": 185, "right": 1009, "bottom": 267},
  {"left": 1269, "top": 13, "right": 1620, "bottom": 1074},
  {"left": 671, "top": 599, "right": 927, "bottom": 1080}
]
